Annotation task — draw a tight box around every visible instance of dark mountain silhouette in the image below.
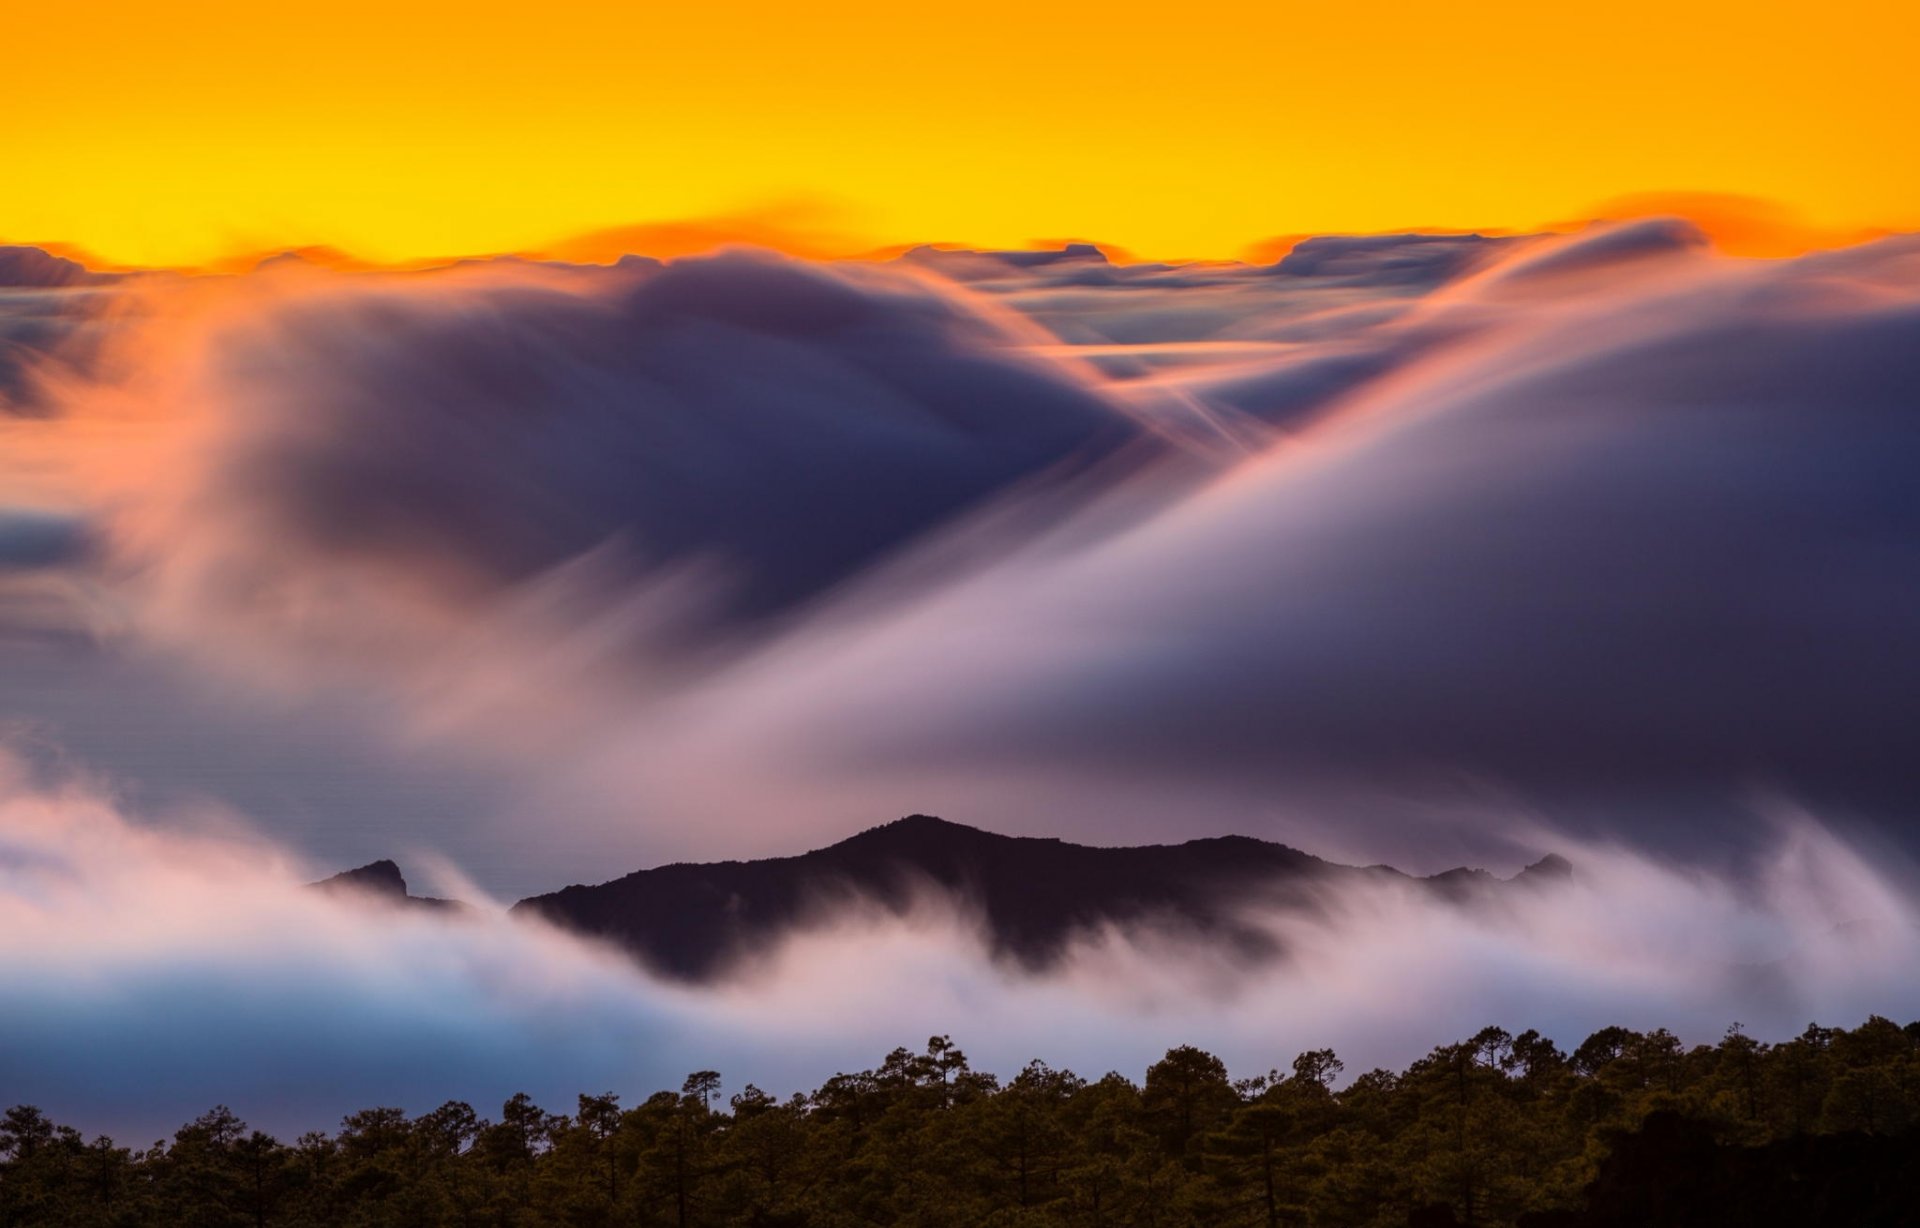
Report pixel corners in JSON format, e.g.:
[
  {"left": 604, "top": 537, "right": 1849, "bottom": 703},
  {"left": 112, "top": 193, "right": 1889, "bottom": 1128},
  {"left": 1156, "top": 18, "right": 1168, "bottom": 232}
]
[
  {"left": 511, "top": 814, "right": 1568, "bottom": 981},
  {"left": 310, "top": 859, "right": 464, "bottom": 911}
]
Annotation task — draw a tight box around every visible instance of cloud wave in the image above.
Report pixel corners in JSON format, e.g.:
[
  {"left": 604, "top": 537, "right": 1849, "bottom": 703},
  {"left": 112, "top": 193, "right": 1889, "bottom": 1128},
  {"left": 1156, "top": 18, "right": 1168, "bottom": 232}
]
[{"left": 7, "top": 225, "right": 1920, "bottom": 883}]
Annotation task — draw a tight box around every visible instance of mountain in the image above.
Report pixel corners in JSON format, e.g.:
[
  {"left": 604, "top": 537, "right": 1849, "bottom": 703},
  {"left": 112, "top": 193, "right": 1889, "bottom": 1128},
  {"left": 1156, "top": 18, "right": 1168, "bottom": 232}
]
[
  {"left": 310, "top": 859, "right": 464, "bottom": 911},
  {"left": 511, "top": 815, "right": 1568, "bottom": 981}
]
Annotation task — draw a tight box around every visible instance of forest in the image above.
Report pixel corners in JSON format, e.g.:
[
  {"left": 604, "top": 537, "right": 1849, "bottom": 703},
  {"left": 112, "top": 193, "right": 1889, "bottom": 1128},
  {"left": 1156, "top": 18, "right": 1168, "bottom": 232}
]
[{"left": 3, "top": 1015, "right": 1918, "bottom": 1228}]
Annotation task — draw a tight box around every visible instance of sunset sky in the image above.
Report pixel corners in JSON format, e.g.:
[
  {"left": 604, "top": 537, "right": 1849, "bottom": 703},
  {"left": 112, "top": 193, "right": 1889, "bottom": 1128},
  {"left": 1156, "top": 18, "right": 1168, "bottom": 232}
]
[{"left": 9, "top": 0, "right": 1915, "bottom": 266}]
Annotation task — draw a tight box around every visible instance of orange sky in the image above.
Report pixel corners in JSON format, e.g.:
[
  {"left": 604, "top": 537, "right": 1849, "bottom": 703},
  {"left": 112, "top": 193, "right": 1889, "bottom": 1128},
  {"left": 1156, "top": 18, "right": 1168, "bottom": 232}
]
[{"left": 5, "top": 0, "right": 1913, "bottom": 267}]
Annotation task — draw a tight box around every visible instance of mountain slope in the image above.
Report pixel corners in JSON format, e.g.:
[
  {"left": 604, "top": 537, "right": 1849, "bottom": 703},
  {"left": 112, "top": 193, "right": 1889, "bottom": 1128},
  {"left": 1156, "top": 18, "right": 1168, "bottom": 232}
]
[{"left": 511, "top": 815, "right": 1566, "bottom": 981}]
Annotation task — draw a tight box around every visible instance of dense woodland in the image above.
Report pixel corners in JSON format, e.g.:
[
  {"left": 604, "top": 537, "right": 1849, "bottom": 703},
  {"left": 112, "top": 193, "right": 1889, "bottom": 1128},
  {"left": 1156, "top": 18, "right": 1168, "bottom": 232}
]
[{"left": 4, "top": 1016, "right": 1919, "bottom": 1228}]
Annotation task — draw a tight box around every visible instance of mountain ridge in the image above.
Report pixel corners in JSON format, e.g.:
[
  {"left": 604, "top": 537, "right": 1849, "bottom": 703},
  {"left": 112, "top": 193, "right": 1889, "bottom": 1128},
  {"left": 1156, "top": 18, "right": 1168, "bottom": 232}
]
[{"left": 503, "top": 815, "right": 1569, "bottom": 981}]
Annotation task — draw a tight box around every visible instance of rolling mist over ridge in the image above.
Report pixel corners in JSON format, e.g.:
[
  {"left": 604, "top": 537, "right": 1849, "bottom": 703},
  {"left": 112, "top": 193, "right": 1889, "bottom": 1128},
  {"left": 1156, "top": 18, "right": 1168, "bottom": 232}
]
[
  {"left": 322, "top": 814, "right": 1574, "bottom": 981},
  {"left": 512, "top": 815, "right": 1574, "bottom": 980}
]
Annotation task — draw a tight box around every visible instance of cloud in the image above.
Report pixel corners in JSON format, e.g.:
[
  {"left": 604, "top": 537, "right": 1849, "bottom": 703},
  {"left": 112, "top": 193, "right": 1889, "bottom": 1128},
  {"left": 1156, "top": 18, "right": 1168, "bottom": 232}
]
[
  {"left": 532, "top": 201, "right": 867, "bottom": 265},
  {"left": 0, "top": 245, "right": 116, "bottom": 289},
  {"left": 896, "top": 242, "right": 1118, "bottom": 283},
  {"left": 84, "top": 251, "right": 1143, "bottom": 656},
  {"left": 1, "top": 762, "right": 1914, "bottom": 1144},
  {"left": 613, "top": 222, "right": 1920, "bottom": 862},
  {"left": 1267, "top": 232, "right": 1517, "bottom": 287},
  {"left": 0, "top": 762, "right": 695, "bottom": 1141},
  {"left": 0, "top": 278, "right": 123, "bottom": 418},
  {"left": 13, "top": 222, "right": 1920, "bottom": 883},
  {"left": 1580, "top": 192, "right": 1893, "bottom": 259},
  {"left": 0, "top": 509, "right": 88, "bottom": 571},
  {"left": 1472, "top": 216, "right": 1708, "bottom": 287}
]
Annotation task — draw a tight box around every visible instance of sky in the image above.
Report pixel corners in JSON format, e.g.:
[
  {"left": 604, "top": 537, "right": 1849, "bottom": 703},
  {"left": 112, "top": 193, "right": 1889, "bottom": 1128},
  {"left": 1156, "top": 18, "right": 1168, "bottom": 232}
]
[{"left": 6, "top": 0, "right": 1917, "bottom": 266}]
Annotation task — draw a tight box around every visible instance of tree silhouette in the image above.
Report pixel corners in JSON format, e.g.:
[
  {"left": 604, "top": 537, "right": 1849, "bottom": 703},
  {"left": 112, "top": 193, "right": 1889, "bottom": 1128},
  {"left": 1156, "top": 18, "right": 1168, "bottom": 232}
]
[{"left": 5, "top": 1012, "right": 1920, "bottom": 1227}]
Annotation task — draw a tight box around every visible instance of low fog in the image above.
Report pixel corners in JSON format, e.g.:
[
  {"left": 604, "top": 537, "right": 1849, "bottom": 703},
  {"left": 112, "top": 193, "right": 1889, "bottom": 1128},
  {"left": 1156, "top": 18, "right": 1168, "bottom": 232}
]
[{"left": 1, "top": 763, "right": 1915, "bottom": 1142}]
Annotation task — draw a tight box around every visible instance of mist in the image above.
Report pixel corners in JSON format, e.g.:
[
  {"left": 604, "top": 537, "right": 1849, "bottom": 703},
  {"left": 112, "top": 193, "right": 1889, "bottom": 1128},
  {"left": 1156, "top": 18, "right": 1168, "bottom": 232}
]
[{"left": 2, "top": 762, "right": 1914, "bottom": 1142}]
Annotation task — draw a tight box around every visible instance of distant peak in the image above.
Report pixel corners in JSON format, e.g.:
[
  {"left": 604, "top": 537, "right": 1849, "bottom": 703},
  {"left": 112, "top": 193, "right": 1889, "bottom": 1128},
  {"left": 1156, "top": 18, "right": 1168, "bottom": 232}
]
[
  {"left": 841, "top": 814, "right": 987, "bottom": 843},
  {"left": 311, "top": 859, "right": 409, "bottom": 897},
  {"left": 889, "top": 812, "right": 955, "bottom": 826},
  {"left": 1514, "top": 853, "right": 1574, "bottom": 882},
  {"left": 1188, "top": 833, "right": 1297, "bottom": 850},
  {"left": 309, "top": 860, "right": 467, "bottom": 911}
]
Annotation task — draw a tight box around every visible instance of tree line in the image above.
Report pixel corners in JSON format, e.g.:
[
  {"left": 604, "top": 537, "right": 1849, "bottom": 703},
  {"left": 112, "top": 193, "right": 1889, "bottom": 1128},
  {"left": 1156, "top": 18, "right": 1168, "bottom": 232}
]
[{"left": 3, "top": 1015, "right": 1918, "bottom": 1227}]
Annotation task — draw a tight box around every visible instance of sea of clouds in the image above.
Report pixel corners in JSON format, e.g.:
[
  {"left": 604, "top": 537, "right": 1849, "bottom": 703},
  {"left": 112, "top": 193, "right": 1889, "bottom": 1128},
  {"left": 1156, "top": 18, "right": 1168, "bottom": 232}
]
[{"left": 2, "top": 221, "right": 1919, "bottom": 1135}]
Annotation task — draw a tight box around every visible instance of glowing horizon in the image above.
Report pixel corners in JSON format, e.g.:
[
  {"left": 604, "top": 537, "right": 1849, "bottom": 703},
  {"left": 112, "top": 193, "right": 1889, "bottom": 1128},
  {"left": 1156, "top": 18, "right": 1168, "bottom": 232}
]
[{"left": 8, "top": 0, "right": 1914, "bottom": 268}]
